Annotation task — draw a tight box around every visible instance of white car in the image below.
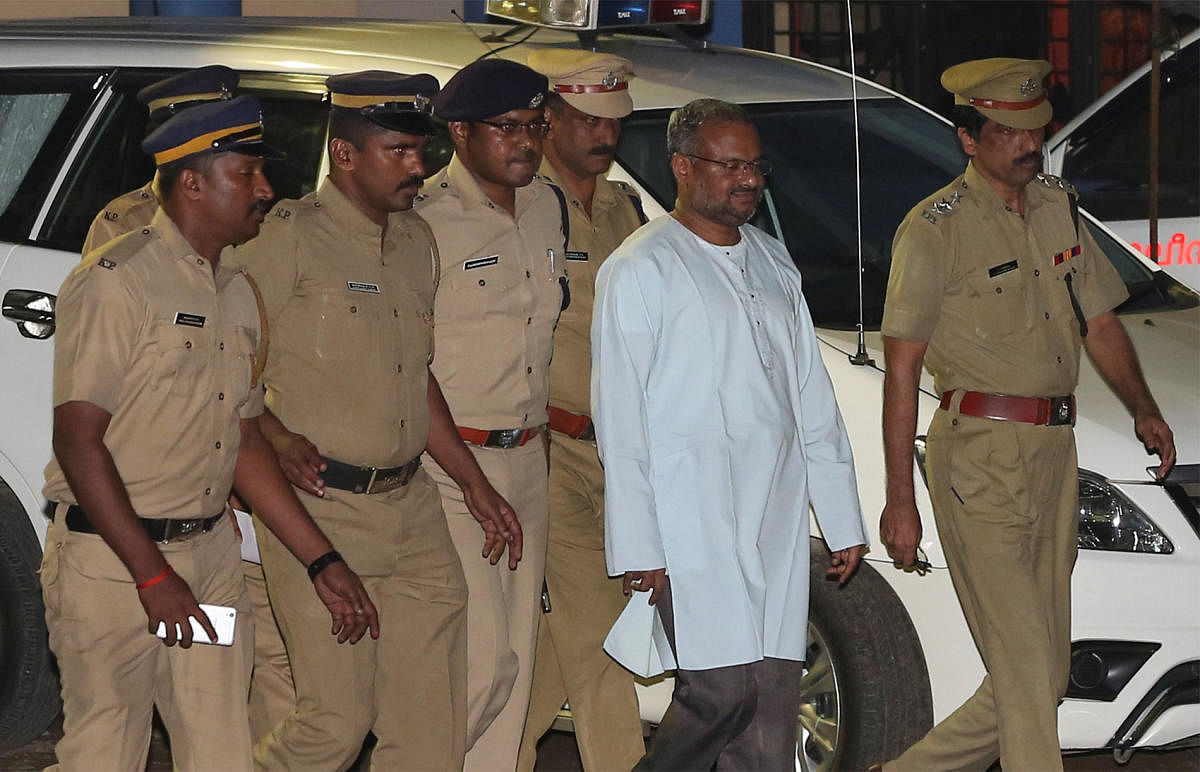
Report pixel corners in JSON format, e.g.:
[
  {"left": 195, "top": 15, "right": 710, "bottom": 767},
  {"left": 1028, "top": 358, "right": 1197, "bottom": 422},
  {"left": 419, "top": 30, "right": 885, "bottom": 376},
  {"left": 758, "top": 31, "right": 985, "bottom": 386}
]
[
  {"left": 0, "top": 17, "right": 1196, "bottom": 769},
  {"left": 1044, "top": 29, "right": 1199, "bottom": 292}
]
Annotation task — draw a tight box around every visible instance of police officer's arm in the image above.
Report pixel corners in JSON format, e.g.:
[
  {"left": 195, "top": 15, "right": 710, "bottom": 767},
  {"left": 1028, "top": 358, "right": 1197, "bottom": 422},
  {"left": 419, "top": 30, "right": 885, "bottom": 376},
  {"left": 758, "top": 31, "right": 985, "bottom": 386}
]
[
  {"left": 425, "top": 373, "right": 524, "bottom": 570},
  {"left": 235, "top": 418, "right": 380, "bottom": 643},
  {"left": 1083, "top": 312, "right": 1176, "bottom": 479},
  {"left": 256, "top": 407, "right": 328, "bottom": 496},
  {"left": 880, "top": 335, "right": 928, "bottom": 567},
  {"left": 53, "top": 401, "right": 219, "bottom": 648}
]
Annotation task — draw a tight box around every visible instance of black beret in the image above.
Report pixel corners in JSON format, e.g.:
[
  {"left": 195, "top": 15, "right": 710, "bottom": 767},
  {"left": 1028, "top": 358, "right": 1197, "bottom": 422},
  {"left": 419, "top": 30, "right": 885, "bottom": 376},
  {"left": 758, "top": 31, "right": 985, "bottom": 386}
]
[
  {"left": 433, "top": 58, "right": 548, "bottom": 122},
  {"left": 326, "top": 70, "right": 441, "bottom": 135},
  {"left": 137, "top": 65, "right": 238, "bottom": 122},
  {"left": 142, "top": 95, "right": 283, "bottom": 166}
]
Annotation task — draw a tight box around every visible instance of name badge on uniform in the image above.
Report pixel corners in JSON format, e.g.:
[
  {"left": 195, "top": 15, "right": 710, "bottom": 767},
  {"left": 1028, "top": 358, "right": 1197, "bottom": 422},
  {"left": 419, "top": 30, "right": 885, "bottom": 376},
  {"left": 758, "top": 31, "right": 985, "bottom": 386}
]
[
  {"left": 566, "top": 251, "right": 589, "bottom": 262},
  {"left": 1052, "top": 245, "right": 1081, "bottom": 266},
  {"left": 174, "top": 312, "right": 206, "bottom": 328},
  {"left": 464, "top": 255, "right": 499, "bottom": 270},
  {"left": 987, "top": 260, "right": 1019, "bottom": 278},
  {"left": 347, "top": 281, "right": 381, "bottom": 293}
]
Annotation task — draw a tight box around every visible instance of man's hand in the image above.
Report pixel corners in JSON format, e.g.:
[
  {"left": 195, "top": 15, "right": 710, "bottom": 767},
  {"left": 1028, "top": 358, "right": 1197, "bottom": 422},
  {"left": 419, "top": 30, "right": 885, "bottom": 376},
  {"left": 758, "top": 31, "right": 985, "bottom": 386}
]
[
  {"left": 137, "top": 569, "right": 217, "bottom": 648},
  {"left": 312, "top": 562, "right": 380, "bottom": 644},
  {"left": 1134, "top": 410, "right": 1175, "bottom": 480},
  {"left": 880, "top": 500, "right": 923, "bottom": 568},
  {"left": 826, "top": 544, "right": 866, "bottom": 585},
  {"left": 274, "top": 430, "right": 327, "bottom": 496},
  {"left": 463, "top": 480, "right": 523, "bottom": 570},
  {"left": 623, "top": 568, "right": 667, "bottom": 605}
]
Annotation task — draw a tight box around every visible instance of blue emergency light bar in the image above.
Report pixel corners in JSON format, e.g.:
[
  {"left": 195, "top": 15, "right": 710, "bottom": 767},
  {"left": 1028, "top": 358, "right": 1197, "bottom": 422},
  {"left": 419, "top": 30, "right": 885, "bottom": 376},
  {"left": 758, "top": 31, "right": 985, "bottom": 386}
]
[{"left": 486, "top": 0, "right": 707, "bottom": 30}]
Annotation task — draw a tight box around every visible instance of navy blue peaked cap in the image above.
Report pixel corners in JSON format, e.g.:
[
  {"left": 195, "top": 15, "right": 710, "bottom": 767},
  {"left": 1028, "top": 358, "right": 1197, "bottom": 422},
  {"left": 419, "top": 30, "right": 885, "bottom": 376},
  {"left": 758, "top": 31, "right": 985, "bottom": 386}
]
[
  {"left": 433, "top": 58, "right": 548, "bottom": 122},
  {"left": 137, "top": 65, "right": 238, "bottom": 121},
  {"left": 326, "top": 70, "right": 440, "bottom": 135},
  {"left": 142, "top": 95, "right": 283, "bottom": 167}
]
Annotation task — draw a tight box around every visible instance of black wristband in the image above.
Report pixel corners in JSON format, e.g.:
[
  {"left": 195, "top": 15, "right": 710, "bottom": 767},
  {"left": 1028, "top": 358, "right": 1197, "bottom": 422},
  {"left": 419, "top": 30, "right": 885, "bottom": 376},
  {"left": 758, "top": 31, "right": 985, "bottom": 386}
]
[{"left": 307, "top": 550, "right": 344, "bottom": 582}]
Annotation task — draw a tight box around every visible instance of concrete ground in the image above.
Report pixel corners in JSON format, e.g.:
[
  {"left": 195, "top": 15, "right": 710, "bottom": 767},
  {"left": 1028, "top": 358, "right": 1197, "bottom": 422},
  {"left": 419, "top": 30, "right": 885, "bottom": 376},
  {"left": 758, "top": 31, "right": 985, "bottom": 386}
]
[{"left": 2, "top": 717, "right": 1196, "bottom": 771}]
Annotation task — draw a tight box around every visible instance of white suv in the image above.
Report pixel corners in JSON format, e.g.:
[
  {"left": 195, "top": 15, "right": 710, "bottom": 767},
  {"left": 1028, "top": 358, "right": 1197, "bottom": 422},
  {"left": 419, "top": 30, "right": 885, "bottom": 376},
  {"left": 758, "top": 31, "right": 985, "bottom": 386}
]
[{"left": 0, "top": 18, "right": 1196, "bottom": 768}]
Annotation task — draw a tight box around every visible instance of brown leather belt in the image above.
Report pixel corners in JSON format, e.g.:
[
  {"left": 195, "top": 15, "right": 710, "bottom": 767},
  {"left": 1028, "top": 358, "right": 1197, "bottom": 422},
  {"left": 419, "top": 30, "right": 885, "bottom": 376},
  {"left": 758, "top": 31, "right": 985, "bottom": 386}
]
[
  {"left": 457, "top": 426, "right": 543, "bottom": 449},
  {"left": 547, "top": 405, "right": 595, "bottom": 441},
  {"left": 61, "top": 504, "right": 222, "bottom": 543},
  {"left": 320, "top": 455, "right": 421, "bottom": 494},
  {"left": 940, "top": 390, "right": 1076, "bottom": 427}
]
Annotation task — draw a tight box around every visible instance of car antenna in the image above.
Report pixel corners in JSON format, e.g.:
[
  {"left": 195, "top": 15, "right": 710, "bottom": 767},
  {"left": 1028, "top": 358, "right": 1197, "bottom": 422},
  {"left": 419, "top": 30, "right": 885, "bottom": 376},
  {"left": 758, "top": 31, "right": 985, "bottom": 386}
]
[{"left": 845, "top": 0, "right": 875, "bottom": 368}]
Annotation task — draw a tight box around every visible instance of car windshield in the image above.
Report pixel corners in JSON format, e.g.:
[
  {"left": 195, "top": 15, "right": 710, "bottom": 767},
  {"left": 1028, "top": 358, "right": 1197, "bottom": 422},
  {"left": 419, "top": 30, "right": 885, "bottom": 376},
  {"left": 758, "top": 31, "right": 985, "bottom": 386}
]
[{"left": 617, "top": 99, "right": 1197, "bottom": 330}]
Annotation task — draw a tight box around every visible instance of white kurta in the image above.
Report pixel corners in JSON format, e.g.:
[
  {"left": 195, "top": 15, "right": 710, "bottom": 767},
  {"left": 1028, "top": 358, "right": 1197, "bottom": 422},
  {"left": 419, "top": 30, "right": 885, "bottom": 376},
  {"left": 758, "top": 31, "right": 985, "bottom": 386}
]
[{"left": 591, "top": 215, "right": 868, "bottom": 671}]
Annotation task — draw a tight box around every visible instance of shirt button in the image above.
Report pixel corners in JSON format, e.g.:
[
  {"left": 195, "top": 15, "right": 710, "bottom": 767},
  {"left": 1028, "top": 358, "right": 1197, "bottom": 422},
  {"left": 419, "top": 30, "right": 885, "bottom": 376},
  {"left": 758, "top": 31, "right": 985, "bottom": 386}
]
[
  {"left": 1057, "top": 356, "right": 1063, "bottom": 363},
  {"left": 400, "top": 419, "right": 406, "bottom": 428},
  {"left": 350, "top": 305, "right": 357, "bottom": 313},
  {"left": 394, "top": 309, "right": 399, "bottom": 317},
  {"left": 527, "top": 317, "right": 532, "bottom": 324},
  {"left": 995, "top": 287, "right": 1003, "bottom": 294},
  {"left": 184, "top": 340, "right": 192, "bottom": 349},
  {"left": 440, "top": 182, "right": 448, "bottom": 188},
  {"left": 219, "top": 341, "right": 224, "bottom": 351},
  {"left": 952, "top": 418, "right": 959, "bottom": 426},
  {"left": 526, "top": 270, "right": 531, "bottom": 278},
  {"left": 215, "top": 441, "right": 222, "bottom": 449},
  {"left": 526, "top": 366, "right": 533, "bottom": 374},
  {"left": 1034, "top": 269, "right": 1041, "bottom": 277},
  {"left": 397, "top": 364, "right": 403, "bottom": 373},
  {"left": 141, "top": 228, "right": 151, "bottom": 234},
  {"left": 1044, "top": 312, "right": 1051, "bottom": 319},
  {"left": 314, "top": 201, "right": 322, "bottom": 208},
  {"left": 204, "top": 487, "right": 212, "bottom": 495},
  {"left": 218, "top": 392, "right": 225, "bottom": 401},
  {"left": 478, "top": 279, "right": 486, "bottom": 286},
  {"left": 196, "top": 258, "right": 204, "bottom": 265}
]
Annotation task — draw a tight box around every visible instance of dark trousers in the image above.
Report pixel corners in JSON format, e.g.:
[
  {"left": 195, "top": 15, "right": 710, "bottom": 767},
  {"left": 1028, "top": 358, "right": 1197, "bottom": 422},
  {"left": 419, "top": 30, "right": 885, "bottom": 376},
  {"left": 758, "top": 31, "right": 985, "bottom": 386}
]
[{"left": 635, "top": 581, "right": 805, "bottom": 772}]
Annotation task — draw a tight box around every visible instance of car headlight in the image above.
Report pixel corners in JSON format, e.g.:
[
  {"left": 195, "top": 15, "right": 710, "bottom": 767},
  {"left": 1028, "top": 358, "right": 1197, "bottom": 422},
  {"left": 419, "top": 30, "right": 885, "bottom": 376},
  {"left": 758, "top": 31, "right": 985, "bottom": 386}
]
[
  {"left": 913, "top": 440, "right": 1172, "bottom": 554},
  {"left": 1077, "top": 470, "right": 1173, "bottom": 554}
]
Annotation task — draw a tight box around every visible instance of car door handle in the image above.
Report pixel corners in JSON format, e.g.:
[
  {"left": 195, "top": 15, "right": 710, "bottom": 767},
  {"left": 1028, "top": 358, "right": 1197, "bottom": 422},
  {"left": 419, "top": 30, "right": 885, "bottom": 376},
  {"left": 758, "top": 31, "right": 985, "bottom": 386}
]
[{"left": 3, "top": 289, "right": 57, "bottom": 339}]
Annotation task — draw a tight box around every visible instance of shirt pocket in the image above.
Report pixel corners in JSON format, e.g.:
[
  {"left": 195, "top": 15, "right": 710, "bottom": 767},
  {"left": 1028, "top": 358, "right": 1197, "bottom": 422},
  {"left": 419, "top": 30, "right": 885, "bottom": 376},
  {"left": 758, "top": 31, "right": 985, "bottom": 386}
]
[
  {"left": 228, "top": 324, "right": 258, "bottom": 408},
  {"left": 439, "top": 256, "right": 518, "bottom": 323},
  {"left": 313, "top": 287, "right": 385, "bottom": 367},
  {"left": 964, "top": 270, "right": 1030, "bottom": 339},
  {"left": 151, "top": 324, "right": 212, "bottom": 397}
]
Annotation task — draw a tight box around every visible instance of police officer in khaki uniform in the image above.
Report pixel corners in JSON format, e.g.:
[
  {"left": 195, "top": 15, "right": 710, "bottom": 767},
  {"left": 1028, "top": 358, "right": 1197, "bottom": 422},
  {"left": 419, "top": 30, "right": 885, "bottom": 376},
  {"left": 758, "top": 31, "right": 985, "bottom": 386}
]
[
  {"left": 518, "top": 50, "right": 647, "bottom": 772},
  {"left": 81, "top": 65, "right": 238, "bottom": 255},
  {"left": 878, "top": 59, "right": 1176, "bottom": 771},
  {"left": 235, "top": 71, "right": 519, "bottom": 771},
  {"left": 415, "top": 58, "right": 567, "bottom": 770},
  {"left": 41, "top": 95, "right": 378, "bottom": 772}
]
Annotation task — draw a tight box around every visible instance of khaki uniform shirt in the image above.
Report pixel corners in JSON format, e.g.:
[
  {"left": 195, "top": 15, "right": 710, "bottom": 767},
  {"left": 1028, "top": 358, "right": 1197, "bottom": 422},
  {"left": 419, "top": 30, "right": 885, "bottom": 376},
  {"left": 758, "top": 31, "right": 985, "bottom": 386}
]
[
  {"left": 44, "top": 208, "right": 265, "bottom": 519},
  {"left": 541, "top": 161, "right": 645, "bottom": 417},
  {"left": 81, "top": 177, "right": 161, "bottom": 256},
  {"left": 415, "top": 155, "right": 568, "bottom": 429},
  {"left": 882, "top": 162, "right": 1128, "bottom": 397},
  {"left": 233, "top": 177, "right": 438, "bottom": 468}
]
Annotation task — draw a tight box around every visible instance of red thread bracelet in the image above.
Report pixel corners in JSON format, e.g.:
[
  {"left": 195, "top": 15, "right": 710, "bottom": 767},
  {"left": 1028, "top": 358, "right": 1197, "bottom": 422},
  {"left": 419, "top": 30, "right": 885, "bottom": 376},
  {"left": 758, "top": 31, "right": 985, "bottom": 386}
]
[{"left": 136, "top": 566, "right": 174, "bottom": 590}]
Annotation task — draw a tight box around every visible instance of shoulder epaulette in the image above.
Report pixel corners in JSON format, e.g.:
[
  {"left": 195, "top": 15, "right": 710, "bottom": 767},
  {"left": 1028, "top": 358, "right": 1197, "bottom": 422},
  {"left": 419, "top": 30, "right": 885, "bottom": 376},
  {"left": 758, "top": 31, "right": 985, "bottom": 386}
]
[
  {"left": 88, "top": 227, "right": 155, "bottom": 268},
  {"left": 1035, "top": 172, "right": 1078, "bottom": 198},
  {"left": 920, "top": 190, "right": 964, "bottom": 225}
]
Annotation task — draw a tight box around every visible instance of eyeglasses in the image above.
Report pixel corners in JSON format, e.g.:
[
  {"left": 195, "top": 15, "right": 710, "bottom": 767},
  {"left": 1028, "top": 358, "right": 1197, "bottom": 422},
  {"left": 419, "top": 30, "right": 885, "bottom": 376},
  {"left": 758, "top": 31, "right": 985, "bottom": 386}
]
[
  {"left": 684, "top": 153, "right": 772, "bottom": 177},
  {"left": 475, "top": 119, "right": 551, "bottom": 138}
]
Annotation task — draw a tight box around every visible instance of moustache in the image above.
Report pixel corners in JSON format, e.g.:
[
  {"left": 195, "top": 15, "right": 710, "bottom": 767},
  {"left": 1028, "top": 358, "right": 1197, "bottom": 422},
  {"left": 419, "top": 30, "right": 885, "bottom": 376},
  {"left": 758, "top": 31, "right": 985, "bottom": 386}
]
[
  {"left": 249, "top": 200, "right": 272, "bottom": 216},
  {"left": 588, "top": 145, "right": 617, "bottom": 157},
  {"left": 731, "top": 185, "right": 762, "bottom": 198},
  {"left": 507, "top": 149, "right": 537, "bottom": 165},
  {"left": 1014, "top": 152, "right": 1041, "bottom": 167},
  {"left": 395, "top": 175, "right": 424, "bottom": 192}
]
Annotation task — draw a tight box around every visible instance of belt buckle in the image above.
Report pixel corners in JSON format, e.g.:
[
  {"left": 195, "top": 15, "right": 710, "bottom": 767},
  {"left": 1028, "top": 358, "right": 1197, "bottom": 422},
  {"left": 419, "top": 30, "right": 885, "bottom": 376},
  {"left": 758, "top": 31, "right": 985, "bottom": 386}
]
[
  {"left": 1049, "top": 396, "right": 1074, "bottom": 426},
  {"left": 361, "top": 467, "right": 379, "bottom": 495},
  {"left": 494, "top": 429, "right": 521, "bottom": 449},
  {"left": 159, "top": 518, "right": 199, "bottom": 544},
  {"left": 367, "top": 467, "right": 402, "bottom": 495}
]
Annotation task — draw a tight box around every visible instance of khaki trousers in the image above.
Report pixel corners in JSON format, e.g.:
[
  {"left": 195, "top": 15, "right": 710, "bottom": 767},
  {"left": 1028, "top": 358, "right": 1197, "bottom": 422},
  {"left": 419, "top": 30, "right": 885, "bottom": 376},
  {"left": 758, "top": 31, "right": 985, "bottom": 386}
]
[
  {"left": 41, "top": 511, "right": 253, "bottom": 772},
  {"left": 255, "top": 469, "right": 468, "bottom": 772},
  {"left": 425, "top": 439, "right": 549, "bottom": 772},
  {"left": 517, "top": 433, "right": 644, "bottom": 771},
  {"left": 890, "top": 410, "right": 1077, "bottom": 772},
  {"left": 244, "top": 559, "right": 295, "bottom": 744}
]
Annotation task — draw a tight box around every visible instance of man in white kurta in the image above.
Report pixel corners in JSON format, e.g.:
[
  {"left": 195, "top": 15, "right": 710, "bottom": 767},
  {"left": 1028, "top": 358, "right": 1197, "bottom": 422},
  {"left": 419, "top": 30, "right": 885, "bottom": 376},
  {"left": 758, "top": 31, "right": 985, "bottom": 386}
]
[{"left": 592, "top": 99, "right": 868, "bottom": 771}]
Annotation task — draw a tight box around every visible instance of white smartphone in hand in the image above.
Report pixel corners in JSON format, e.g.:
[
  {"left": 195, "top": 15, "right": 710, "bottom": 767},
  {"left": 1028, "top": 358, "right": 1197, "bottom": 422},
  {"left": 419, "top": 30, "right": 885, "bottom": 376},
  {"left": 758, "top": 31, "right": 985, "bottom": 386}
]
[{"left": 154, "top": 603, "right": 237, "bottom": 646}]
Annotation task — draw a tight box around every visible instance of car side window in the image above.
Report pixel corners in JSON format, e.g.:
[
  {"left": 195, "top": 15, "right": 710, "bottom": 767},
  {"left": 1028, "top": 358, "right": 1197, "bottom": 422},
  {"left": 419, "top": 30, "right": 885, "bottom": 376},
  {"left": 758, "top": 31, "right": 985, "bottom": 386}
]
[
  {"left": 0, "top": 70, "right": 105, "bottom": 245},
  {"left": 39, "top": 70, "right": 330, "bottom": 253}
]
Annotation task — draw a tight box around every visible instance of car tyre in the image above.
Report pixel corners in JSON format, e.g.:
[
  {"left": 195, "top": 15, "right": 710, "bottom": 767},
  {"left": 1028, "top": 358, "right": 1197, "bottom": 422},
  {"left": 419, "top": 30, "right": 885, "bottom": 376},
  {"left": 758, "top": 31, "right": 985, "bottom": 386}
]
[
  {"left": 0, "top": 485, "right": 60, "bottom": 751},
  {"left": 798, "top": 540, "right": 932, "bottom": 771}
]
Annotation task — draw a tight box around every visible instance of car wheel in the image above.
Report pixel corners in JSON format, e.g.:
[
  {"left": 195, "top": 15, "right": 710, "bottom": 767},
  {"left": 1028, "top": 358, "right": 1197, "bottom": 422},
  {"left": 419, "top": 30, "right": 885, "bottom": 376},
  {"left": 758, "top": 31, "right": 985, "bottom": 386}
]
[
  {"left": 797, "top": 540, "right": 932, "bottom": 771},
  {"left": 0, "top": 484, "right": 59, "bottom": 750}
]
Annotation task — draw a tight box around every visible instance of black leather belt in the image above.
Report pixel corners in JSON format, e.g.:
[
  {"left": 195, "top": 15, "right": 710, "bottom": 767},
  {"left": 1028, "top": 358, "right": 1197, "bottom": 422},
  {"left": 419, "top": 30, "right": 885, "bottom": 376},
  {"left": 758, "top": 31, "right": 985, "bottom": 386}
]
[
  {"left": 319, "top": 455, "right": 422, "bottom": 494},
  {"left": 61, "top": 504, "right": 222, "bottom": 543}
]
